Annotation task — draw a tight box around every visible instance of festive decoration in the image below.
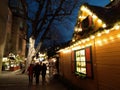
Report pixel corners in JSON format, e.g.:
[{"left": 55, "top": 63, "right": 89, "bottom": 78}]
[{"left": 59, "top": 4, "right": 120, "bottom": 53}]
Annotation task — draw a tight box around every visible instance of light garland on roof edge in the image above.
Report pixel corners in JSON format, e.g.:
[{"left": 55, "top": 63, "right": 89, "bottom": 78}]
[{"left": 59, "top": 5, "right": 120, "bottom": 53}]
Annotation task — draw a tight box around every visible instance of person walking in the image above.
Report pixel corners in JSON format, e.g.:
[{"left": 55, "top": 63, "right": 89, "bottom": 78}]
[
  {"left": 27, "top": 64, "right": 34, "bottom": 85},
  {"left": 33, "top": 62, "right": 42, "bottom": 85},
  {"left": 42, "top": 63, "right": 47, "bottom": 85}
]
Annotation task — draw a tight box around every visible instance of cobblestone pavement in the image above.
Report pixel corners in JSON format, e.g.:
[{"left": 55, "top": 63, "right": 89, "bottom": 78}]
[{"left": 0, "top": 70, "right": 68, "bottom": 90}]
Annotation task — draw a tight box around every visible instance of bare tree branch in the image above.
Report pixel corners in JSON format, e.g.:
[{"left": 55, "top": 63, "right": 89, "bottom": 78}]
[{"left": 16, "top": 0, "right": 86, "bottom": 53}]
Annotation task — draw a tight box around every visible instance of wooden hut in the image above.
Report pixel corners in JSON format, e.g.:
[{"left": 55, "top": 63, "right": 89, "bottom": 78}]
[{"left": 58, "top": 0, "right": 120, "bottom": 90}]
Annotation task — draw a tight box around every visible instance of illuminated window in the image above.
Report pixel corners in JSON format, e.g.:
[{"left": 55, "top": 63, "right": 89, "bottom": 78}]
[{"left": 75, "top": 46, "right": 93, "bottom": 78}]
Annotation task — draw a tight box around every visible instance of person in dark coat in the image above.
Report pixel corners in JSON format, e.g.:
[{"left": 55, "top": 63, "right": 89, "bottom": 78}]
[
  {"left": 42, "top": 63, "right": 47, "bottom": 84},
  {"left": 27, "top": 64, "right": 34, "bottom": 84},
  {"left": 33, "top": 62, "right": 42, "bottom": 85}
]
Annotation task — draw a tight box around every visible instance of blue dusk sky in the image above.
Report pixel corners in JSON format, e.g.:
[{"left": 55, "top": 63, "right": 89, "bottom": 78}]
[
  {"left": 86, "top": 0, "right": 110, "bottom": 6},
  {"left": 58, "top": 0, "right": 110, "bottom": 42},
  {"left": 26, "top": 0, "right": 111, "bottom": 47}
]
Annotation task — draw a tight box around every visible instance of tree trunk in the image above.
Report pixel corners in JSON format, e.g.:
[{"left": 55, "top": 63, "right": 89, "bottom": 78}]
[{"left": 25, "top": 37, "right": 35, "bottom": 71}]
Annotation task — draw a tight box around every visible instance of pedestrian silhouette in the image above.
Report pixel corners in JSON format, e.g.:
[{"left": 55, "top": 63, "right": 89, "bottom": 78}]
[
  {"left": 27, "top": 64, "right": 34, "bottom": 85},
  {"left": 42, "top": 63, "right": 47, "bottom": 85},
  {"left": 33, "top": 62, "right": 42, "bottom": 85}
]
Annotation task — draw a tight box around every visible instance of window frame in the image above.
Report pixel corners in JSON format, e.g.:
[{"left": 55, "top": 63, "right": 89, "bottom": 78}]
[{"left": 74, "top": 46, "right": 93, "bottom": 79}]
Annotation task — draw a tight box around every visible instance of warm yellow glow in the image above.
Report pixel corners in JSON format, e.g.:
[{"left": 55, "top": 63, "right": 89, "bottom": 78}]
[
  {"left": 70, "top": 45, "right": 73, "bottom": 48},
  {"left": 76, "top": 42, "right": 79, "bottom": 46},
  {"left": 63, "top": 49, "right": 71, "bottom": 53},
  {"left": 117, "top": 34, "right": 120, "bottom": 38},
  {"left": 86, "top": 38, "right": 90, "bottom": 41},
  {"left": 104, "top": 30, "right": 110, "bottom": 34},
  {"left": 88, "top": 11, "right": 92, "bottom": 16},
  {"left": 81, "top": 6, "right": 92, "bottom": 16},
  {"left": 39, "top": 53, "right": 46, "bottom": 57},
  {"left": 86, "top": 9, "right": 92, "bottom": 15},
  {"left": 114, "top": 25, "right": 120, "bottom": 30},
  {"left": 74, "top": 43, "right": 78, "bottom": 46},
  {"left": 72, "top": 46, "right": 81, "bottom": 51},
  {"left": 72, "top": 38, "right": 75, "bottom": 42},
  {"left": 97, "top": 19, "right": 102, "bottom": 24},
  {"left": 73, "top": 44, "right": 76, "bottom": 47},
  {"left": 78, "top": 28, "right": 82, "bottom": 32},
  {"left": 81, "top": 39, "right": 86, "bottom": 43},
  {"left": 103, "top": 39, "right": 108, "bottom": 43},
  {"left": 96, "top": 40, "right": 102, "bottom": 46},
  {"left": 97, "top": 33, "right": 101, "bottom": 37},
  {"left": 85, "top": 43, "right": 92, "bottom": 47},
  {"left": 90, "top": 35, "right": 95, "bottom": 39},
  {"left": 92, "top": 14, "right": 97, "bottom": 19},
  {"left": 79, "top": 16, "right": 86, "bottom": 20},
  {"left": 66, "top": 47, "right": 70, "bottom": 50},
  {"left": 81, "top": 46, "right": 85, "bottom": 48},
  {"left": 81, "top": 6, "right": 86, "bottom": 11},
  {"left": 79, "top": 16, "right": 82, "bottom": 19},
  {"left": 58, "top": 49, "right": 64, "bottom": 52},
  {"left": 75, "top": 27, "right": 78, "bottom": 32},
  {"left": 78, "top": 41, "right": 82, "bottom": 44},
  {"left": 109, "top": 36, "right": 114, "bottom": 41},
  {"left": 62, "top": 18, "right": 120, "bottom": 53},
  {"left": 102, "top": 24, "right": 106, "bottom": 28}
]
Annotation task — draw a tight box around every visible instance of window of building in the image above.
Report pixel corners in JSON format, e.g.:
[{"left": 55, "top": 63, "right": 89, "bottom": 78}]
[{"left": 75, "top": 46, "right": 93, "bottom": 78}]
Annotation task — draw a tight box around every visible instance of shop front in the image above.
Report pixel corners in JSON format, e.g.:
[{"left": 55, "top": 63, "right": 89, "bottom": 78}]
[
  {"left": 58, "top": 2, "right": 120, "bottom": 90},
  {"left": 2, "top": 53, "right": 22, "bottom": 71}
]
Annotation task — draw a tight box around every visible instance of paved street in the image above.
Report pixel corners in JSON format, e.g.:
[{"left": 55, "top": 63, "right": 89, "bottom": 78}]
[{"left": 0, "top": 70, "right": 68, "bottom": 90}]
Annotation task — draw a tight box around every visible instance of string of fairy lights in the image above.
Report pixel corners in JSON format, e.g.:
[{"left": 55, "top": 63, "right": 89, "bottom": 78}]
[{"left": 59, "top": 4, "right": 120, "bottom": 53}]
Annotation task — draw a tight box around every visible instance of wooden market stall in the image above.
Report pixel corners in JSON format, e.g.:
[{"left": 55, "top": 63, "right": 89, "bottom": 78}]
[{"left": 58, "top": 1, "right": 120, "bottom": 90}]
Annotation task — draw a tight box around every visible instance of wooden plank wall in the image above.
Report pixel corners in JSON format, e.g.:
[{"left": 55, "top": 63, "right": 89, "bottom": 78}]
[
  {"left": 95, "top": 29, "right": 120, "bottom": 90},
  {"left": 59, "top": 51, "right": 72, "bottom": 80},
  {"left": 59, "top": 29, "right": 120, "bottom": 90},
  {"left": 59, "top": 40, "right": 98, "bottom": 90}
]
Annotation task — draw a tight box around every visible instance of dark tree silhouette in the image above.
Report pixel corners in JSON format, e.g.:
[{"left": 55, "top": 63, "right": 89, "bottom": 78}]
[
  {"left": 20, "top": 0, "right": 86, "bottom": 53},
  {"left": 16, "top": 0, "right": 87, "bottom": 69}
]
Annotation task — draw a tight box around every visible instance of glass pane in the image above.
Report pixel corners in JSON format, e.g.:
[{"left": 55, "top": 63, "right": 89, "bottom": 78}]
[
  {"left": 81, "top": 57, "right": 85, "bottom": 61},
  {"left": 81, "top": 61, "right": 86, "bottom": 67},
  {"left": 76, "top": 51, "right": 80, "bottom": 57},
  {"left": 81, "top": 68, "right": 86, "bottom": 74},
  {"left": 76, "top": 57, "right": 80, "bottom": 61},
  {"left": 76, "top": 67, "right": 81, "bottom": 72},
  {"left": 80, "top": 50, "right": 85, "bottom": 56},
  {"left": 75, "top": 46, "right": 92, "bottom": 78},
  {"left": 76, "top": 61, "right": 81, "bottom": 67}
]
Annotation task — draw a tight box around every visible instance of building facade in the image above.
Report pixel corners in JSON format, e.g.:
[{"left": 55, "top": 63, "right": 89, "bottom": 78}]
[
  {"left": 8, "top": 0, "right": 27, "bottom": 57},
  {"left": 0, "top": 0, "right": 27, "bottom": 72},
  {"left": 0, "top": 0, "right": 9, "bottom": 73},
  {"left": 58, "top": 0, "right": 120, "bottom": 90}
]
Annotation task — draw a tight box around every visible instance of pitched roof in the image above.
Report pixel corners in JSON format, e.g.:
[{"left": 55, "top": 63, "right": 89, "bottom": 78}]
[{"left": 83, "top": 3, "right": 120, "bottom": 28}]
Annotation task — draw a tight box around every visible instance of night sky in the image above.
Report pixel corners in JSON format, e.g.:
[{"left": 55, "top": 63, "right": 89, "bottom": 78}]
[
  {"left": 87, "top": 0, "right": 110, "bottom": 6},
  {"left": 27, "top": 0, "right": 110, "bottom": 48}
]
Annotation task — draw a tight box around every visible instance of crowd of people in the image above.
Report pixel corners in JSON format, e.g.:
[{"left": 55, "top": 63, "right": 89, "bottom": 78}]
[{"left": 27, "top": 62, "right": 47, "bottom": 85}]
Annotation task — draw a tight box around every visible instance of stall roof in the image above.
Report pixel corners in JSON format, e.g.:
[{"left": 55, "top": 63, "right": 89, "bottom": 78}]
[{"left": 82, "top": 2, "right": 120, "bottom": 27}]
